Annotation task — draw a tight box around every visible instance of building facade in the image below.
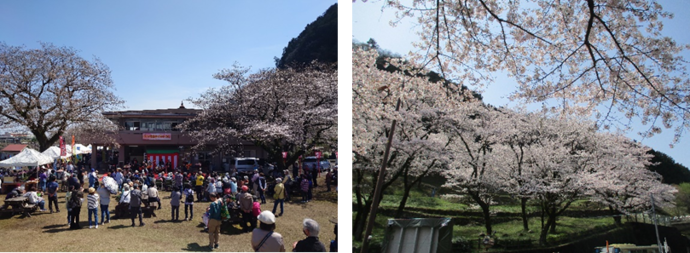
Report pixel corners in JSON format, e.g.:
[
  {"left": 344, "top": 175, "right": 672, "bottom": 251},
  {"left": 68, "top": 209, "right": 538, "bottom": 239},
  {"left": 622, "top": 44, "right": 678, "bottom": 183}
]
[{"left": 93, "top": 104, "right": 267, "bottom": 171}]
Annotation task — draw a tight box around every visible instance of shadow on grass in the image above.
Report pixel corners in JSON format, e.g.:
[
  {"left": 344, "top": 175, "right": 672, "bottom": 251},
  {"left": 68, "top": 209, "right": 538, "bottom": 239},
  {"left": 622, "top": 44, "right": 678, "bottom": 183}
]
[
  {"left": 43, "top": 222, "right": 88, "bottom": 233},
  {"left": 220, "top": 223, "right": 245, "bottom": 235},
  {"left": 181, "top": 243, "right": 210, "bottom": 252},
  {"left": 154, "top": 219, "right": 183, "bottom": 224},
  {"left": 106, "top": 224, "right": 130, "bottom": 229}
]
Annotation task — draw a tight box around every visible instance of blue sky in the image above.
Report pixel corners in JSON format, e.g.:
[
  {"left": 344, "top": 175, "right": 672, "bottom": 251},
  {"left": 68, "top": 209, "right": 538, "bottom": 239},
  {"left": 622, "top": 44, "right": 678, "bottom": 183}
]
[
  {"left": 0, "top": 0, "right": 337, "bottom": 111},
  {"left": 353, "top": 1, "right": 690, "bottom": 167}
]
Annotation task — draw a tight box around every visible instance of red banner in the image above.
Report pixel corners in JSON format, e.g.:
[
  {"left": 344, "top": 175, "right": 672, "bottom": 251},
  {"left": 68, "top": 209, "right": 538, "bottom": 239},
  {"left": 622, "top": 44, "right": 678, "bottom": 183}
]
[
  {"left": 146, "top": 153, "right": 179, "bottom": 169},
  {"left": 59, "top": 136, "right": 65, "bottom": 156},
  {"left": 282, "top": 152, "right": 287, "bottom": 159},
  {"left": 143, "top": 133, "right": 172, "bottom": 140},
  {"left": 71, "top": 135, "right": 75, "bottom": 157}
]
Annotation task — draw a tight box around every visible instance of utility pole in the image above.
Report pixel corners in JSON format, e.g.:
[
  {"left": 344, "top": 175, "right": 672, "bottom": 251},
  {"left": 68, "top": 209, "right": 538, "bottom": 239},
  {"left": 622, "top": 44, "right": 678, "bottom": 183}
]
[
  {"left": 360, "top": 97, "right": 401, "bottom": 253},
  {"left": 651, "top": 193, "right": 663, "bottom": 253}
]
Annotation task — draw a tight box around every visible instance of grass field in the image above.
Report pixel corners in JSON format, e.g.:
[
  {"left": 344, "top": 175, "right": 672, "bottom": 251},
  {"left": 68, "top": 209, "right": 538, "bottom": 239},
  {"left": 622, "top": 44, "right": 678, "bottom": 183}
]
[{"left": 1, "top": 176, "right": 337, "bottom": 252}]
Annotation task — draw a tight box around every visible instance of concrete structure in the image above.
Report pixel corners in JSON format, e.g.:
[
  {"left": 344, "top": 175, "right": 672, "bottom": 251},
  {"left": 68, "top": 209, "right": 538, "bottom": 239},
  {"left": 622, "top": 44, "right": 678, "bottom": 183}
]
[{"left": 92, "top": 103, "right": 267, "bottom": 171}]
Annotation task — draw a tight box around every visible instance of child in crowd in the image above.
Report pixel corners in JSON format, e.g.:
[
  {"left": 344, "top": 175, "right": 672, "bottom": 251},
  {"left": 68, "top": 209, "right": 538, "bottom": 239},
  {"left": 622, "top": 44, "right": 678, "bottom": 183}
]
[{"left": 87, "top": 187, "right": 99, "bottom": 229}]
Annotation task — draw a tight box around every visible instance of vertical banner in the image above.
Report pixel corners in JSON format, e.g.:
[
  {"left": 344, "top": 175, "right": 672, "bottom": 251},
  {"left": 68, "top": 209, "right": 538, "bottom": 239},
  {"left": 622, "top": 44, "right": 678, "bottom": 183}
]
[
  {"left": 59, "top": 136, "right": 65, "bottom": 156},
  {"left": 71, "top": 135, "right": 75, "bottom": 160}
]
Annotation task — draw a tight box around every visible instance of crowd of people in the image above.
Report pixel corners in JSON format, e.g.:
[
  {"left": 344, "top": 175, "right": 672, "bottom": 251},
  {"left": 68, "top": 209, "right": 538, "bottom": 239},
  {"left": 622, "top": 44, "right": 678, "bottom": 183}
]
[{"left": 3, "top": 159, "right": 338, "bottom": 252}]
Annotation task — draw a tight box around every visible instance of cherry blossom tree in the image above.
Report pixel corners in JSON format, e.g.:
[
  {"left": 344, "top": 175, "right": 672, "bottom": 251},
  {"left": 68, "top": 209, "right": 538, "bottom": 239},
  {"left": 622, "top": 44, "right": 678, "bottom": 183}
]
[
  {"left": 584, "top": 133, "right": 676, "bottom": 226},
  {"left": 179, "top": 62, "right": 337, "bottom": 170},
  {"left": 372, "top": 0, "right": 690, "bottom": 143},
  {"left": 440, "top": 103, "right": 512, "bottom": 235},
  {"left": 0, "top": 42, "right": 124, "bottom": 151},
  {"left": 352, "top": 47, "right": 473, "bottom": 239}
]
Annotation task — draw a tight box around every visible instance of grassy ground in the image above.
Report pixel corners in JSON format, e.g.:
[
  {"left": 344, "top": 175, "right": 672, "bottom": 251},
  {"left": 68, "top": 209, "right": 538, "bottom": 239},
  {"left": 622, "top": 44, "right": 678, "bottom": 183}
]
[{"left": 1, "top": 176, "right": 337, "bottom": 252}]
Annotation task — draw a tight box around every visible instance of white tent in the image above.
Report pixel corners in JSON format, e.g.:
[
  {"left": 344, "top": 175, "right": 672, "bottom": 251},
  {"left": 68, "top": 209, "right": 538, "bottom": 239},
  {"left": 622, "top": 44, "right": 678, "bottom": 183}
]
[
  {"left": 74, "top": 144, "right": 92, "bottom": 154},
  {"left": 0, "top": 148, "right": 54, "bottom": 167},
  {"left": 42, "top": 146, "right": 71, "bottom": 159}
]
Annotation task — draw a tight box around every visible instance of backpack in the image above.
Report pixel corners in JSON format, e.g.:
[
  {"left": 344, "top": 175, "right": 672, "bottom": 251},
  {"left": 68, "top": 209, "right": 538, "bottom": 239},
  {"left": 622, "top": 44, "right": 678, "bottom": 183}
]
[{"left": 185, "top": 190, "right": 194, "bottom": 203}]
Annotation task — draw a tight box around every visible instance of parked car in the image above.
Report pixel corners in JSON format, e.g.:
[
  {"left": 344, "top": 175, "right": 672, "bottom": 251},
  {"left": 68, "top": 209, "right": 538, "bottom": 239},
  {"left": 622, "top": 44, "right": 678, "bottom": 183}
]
[
  {"left": 302, "top": 156, "right": 332, "bottom": 172},
  {"left": 232, "top": 157, "right": 259, "bottom": 175}
]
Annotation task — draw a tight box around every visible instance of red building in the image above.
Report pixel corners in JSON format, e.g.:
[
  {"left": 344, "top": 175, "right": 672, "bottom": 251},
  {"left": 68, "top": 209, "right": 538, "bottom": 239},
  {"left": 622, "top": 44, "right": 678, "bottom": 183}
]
[{"left": 92, "top": 103, "right": 267, "bottom": 171}]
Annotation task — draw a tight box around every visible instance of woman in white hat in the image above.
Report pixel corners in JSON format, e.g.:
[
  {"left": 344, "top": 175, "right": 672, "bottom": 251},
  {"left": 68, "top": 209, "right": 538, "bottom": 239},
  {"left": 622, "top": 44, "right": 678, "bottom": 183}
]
[{"left": 251, "top": 211, "right": 285, "bottom": 252}]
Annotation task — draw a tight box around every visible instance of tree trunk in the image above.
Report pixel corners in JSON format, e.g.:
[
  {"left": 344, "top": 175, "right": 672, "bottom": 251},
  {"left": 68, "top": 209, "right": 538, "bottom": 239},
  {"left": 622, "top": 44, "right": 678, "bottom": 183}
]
[
  {"left": 539, "top": 214, "right": 556, "bottom": 246},
  {"left": 469, "top": 192, "right": 493, "bottom": 235},
  {"left": 540, "top": 203, "right": 545, "bottom": 230},
  {"left": 396, "top": 187, "right": 411, "bottom": 218},
  {"left": 549, "top": 215, "right": 557, "bottom": 233},
  {"left": 521, "top": 197, "right": 529, "bottom": 231},
  {"left": 609, "top": 206, "right": 622, "bottom": 226},
  {"left": 354, "top": 200, "right": 372, "bottom": 241}
]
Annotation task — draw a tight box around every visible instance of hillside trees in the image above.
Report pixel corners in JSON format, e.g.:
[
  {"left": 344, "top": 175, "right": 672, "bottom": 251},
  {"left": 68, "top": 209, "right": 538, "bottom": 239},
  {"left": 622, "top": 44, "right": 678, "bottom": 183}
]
[{"left": 352, "top": 48, "right": 474, "bottom": 239}]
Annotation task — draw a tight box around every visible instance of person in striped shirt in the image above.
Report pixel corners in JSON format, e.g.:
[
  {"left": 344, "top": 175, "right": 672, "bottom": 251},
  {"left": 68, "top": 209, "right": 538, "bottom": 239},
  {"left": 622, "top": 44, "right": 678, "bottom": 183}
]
[{"left": 87, "top": 187, "right": 100, "bottom": 229}]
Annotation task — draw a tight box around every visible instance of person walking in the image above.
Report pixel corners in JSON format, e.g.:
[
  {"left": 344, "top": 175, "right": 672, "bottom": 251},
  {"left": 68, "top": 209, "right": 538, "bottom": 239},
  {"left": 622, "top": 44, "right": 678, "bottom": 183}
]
[
  {"left": 292, "top": 218, "right": 326, "bottom": 252},
  {"left": 46, "top": 175, "right": 60, "bottom": 213},
  {"left": 129, "top": 184, "right": 144, "bottom": 226},
  {"left": 251, "top": 211, "right": 286, "bottom": 252},
  {"left": 184, "top": 183, "right": 195, "bottom": 221},
  {"left": 207, "top": 193, "right": 222, "bottom": 250},
  {"left": 239, "top": 185, "right": 254, "bottom": 232},
  {"left": 97, "top": 184, "right": 111, "bottom": 225},
  {"left": 87, "top": 187, "right": 99, "bottom": 229},
  {"left": 170, "top": 186, "right": 181, "bottom": 221},
  {"left": 272, "top": 178, "right": 285, "bottom": 216},
  {"left": 68, "top": 189, "right": 83, "bottom": 229}
]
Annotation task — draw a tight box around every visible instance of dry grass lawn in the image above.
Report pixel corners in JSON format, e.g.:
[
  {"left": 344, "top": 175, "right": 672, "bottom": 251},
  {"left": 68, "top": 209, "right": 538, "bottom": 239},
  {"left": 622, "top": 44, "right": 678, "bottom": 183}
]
[{"left": 0, "top": 176, "right": 338, "bottom": 252}]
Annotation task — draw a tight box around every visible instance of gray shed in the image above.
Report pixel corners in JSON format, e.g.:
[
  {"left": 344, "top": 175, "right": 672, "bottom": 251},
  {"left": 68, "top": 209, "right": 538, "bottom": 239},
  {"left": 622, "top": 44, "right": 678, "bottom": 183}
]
[{"left": 381, "top": 218, "right": 453, "bottom": 253}]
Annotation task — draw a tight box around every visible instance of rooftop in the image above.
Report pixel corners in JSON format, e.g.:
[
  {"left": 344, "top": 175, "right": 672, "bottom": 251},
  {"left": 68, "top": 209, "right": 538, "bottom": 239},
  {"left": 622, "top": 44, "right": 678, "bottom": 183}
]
[
  {"left": 103, "top": 103, "right": 201, "bottom": 118},
  {"left": 1, "top": 144, "right": 28, "bottom": 153}
]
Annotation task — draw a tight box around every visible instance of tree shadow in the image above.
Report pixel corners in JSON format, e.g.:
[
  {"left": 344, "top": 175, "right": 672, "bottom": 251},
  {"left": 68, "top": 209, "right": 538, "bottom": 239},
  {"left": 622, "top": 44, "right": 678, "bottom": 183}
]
[{"left": 181, "top": 243, "right": 210, "bottom": 252}]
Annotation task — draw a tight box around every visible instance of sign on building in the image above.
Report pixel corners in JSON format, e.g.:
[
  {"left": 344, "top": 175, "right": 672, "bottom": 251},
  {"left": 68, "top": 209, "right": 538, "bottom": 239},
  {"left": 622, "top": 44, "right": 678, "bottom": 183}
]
[{"left": 142, "top": 133, "right": 172, "bottom": 140}]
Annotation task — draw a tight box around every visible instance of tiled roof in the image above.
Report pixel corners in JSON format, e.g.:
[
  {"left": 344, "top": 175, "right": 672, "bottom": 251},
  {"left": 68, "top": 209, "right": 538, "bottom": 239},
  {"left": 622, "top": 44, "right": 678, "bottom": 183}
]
[{"left": 1, "top": 144, "right": 28, "bottom": 152}]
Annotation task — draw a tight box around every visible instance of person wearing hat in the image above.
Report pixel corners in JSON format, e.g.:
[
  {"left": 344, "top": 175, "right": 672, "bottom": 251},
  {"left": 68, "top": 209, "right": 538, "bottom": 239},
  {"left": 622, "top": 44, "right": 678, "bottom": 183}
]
[
  {"left": 87, "top": 187, "right": 100, "bottom": 228},
  {"left": 251, "top": 211, "right": 285, "bottom": 252},
  {"left": 272, "top": 178, "right": 285, "bottom": 216},
  {"left": 239, "top": 185, "right": 254, "bottom": 232}
]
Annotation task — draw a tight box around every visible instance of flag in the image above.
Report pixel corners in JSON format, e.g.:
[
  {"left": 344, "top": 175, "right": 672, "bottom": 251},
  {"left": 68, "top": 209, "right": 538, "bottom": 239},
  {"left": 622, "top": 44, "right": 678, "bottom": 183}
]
[
  {"left": 59, "top": 136, "right": 65, "bottom": 156},
  {"left": 71, "top": 135, "right": 75, "bottom": 159}
]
